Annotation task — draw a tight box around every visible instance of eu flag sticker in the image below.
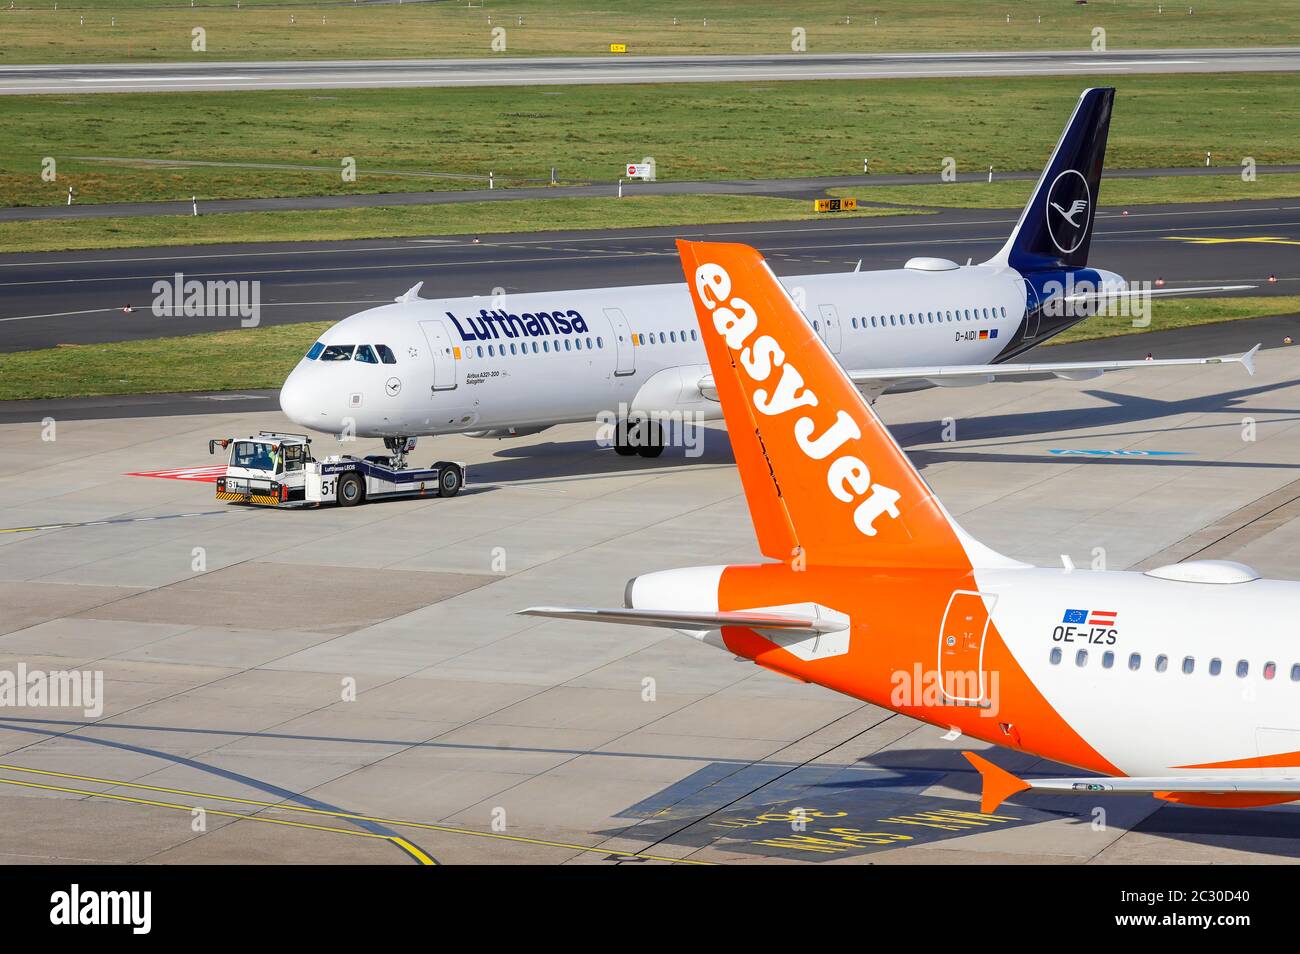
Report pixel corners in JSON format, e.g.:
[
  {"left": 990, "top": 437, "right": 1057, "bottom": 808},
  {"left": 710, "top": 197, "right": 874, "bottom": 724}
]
[{"left": 1062, "top": 609, "right": 1088, "bottom": 624}]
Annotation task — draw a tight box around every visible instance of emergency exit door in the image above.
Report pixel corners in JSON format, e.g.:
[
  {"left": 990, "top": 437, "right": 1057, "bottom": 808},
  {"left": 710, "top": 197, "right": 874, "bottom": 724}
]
[
  {"left": 603, "top": 307, "right": 635, "bottom": 376},
  {"left": 419, "top": 320, "right": 459, "bottom": 391},
  {"left": 938, "top": 590, "right": 996, "bottom": 704},
  {"left": 817, "top": 304, "right": 843, "bottom": 353}
]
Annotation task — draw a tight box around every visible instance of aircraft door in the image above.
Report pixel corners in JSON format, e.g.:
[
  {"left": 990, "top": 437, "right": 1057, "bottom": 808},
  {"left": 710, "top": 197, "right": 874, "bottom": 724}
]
[
  {"left": 419, "top": 320, "right": 460, "bottom": 391},
  {"left": 817, "top": 304, "right": 843, "bottom": 354},
  {"left": 603, "top": 307, "right": 635, "bottom": 375},
  {"left": 938, "top": 590, "right": 996, "bottom": 704},
  {"left": 1022, "top": 280, "right": 1041, "bottom": 340}
]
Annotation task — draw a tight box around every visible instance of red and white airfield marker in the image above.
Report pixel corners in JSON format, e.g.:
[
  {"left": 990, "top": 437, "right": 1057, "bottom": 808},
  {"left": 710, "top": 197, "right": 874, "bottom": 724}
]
[{"left": 125, "top": 465, "right": 227, "bottom": 483}]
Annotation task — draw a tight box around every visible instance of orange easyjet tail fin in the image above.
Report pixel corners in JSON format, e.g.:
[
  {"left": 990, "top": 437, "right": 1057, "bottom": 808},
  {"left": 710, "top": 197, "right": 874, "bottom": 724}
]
[{"left": 675, "top": 239, "right": 972, "bottom": 569}]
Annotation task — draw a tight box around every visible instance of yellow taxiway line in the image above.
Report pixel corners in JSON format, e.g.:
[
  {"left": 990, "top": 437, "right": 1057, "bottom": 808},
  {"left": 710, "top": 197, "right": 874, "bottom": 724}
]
[
  {"left": 0, "top": 775, "right": 435, "bottom": 864},
  {"left": 0, "top": 762, "right": 711, "bottom": 865},
  {"left": 1165, "top": 235, "right": 1300, "bottom": 246}
]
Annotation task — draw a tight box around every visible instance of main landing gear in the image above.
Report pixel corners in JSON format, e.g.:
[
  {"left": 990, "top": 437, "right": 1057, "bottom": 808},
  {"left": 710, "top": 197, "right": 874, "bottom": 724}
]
[{"left": 613, "top": 418, "right": 664, "bottom": 459}]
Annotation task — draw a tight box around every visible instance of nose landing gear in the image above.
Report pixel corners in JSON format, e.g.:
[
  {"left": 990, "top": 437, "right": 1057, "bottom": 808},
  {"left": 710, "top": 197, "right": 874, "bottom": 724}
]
[{"left": 384, "top": 436, "right": 418, "bottom": 469}]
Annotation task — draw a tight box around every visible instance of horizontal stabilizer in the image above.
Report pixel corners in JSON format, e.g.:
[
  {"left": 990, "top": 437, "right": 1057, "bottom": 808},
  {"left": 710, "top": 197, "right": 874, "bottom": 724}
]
[
  {"left": 1061, "top": 283, "right": 1254, "bottom": 303},
  {"left": 519, "top": 605, "right": 841, "bottom": 636},
  {"left": 964, "top": 751, "right": 1300, "bottom": 813}
]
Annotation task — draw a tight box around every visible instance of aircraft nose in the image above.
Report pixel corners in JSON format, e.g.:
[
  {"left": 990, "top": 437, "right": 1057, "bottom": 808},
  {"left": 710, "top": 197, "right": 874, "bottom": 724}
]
[{"left": 279, "top": 366, "right": 317, "bottom": 429}]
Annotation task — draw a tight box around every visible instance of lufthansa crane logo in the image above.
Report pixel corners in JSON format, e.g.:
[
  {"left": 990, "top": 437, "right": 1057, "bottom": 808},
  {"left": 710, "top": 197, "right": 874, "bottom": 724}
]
[{"left": 1045, "top": 168, "right": 1091, "bottom": 255}]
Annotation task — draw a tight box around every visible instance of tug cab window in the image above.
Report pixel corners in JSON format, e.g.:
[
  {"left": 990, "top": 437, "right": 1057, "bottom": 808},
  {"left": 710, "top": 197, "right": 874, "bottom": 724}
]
[
  {"left": 320, "top": 345, "right": 355, "bottom": 361},
  {"left": 233, "top": 441, "right": 276, "bottom": 472},
  {"left": 281, "top": 442, "right": 307, "bottom": 473},
  {"left": 375, "top": 344, "right": 398, "bottom": 364}
]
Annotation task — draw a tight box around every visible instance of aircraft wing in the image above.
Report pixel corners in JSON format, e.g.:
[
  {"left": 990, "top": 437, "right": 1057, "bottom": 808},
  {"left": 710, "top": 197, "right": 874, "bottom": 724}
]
[
  {"left": 519, "top": 606, "right": 840, "bottom": 636},
  {"left": 964, "top": 751, "right": 1300, "bottom": 813},
  {"left": 698, "top": 344, "right": 1257, "bottom": 398}
]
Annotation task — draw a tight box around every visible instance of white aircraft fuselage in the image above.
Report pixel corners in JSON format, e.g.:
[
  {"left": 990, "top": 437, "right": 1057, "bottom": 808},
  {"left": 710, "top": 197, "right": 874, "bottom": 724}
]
[{"left": 278, "top": 260, "right": 1114, "bottom": 440}]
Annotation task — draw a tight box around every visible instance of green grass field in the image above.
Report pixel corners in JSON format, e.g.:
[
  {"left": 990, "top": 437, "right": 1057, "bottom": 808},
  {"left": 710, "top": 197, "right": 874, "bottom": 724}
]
[
  {"left": 3, "top": 72, "right": 1296, "bottom": 209},
  {"left": 3, "top": 296, "right": 1296, "bottom": 402},
  {"left": 5, "top": 169, "right": 1300, "bottom": 254},
  {"left": 0, "top": 0, "right": 1293, "bottom": 64},
  {"left": 0, "top": 194, "right": 916, "bottom": 253}
]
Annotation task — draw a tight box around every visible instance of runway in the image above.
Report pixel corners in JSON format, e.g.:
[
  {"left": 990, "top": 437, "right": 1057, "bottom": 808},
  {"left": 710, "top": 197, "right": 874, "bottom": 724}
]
[
  {"left": 1, "top": 198, "right": 1296, "bottom": 352},
  {"left": 1, "top": 47, "right": 1296, "bottom": 95},
  {"left": 3, "top": 338, "right": 1300, "bottom": 863}
]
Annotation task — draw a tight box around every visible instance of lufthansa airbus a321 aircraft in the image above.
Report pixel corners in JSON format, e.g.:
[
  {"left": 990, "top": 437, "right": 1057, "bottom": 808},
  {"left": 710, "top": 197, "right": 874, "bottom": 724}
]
[
  {"left": 279, "top": 88, "right": 1253, "bottom": 461},
  {"left": 524, "top": 238, "right": 1300, "bottom": 814}
]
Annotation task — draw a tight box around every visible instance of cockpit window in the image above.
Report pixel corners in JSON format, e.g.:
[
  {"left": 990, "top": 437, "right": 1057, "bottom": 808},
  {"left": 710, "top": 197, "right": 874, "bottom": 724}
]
[
  {"left": 320, "top": 345, "right": 355, "bottom": 362},
  {"left": 354, "top": 345, "right": 378, "bottom": 364},
  {"left": 376, "top": 344, "right": 397, "bottom": 365},
  {"left": 232, "top": 441, "right": 277, "bottom": 472},
  {"left": 306, "top": 342, "right": 325, "bottom": 360}
]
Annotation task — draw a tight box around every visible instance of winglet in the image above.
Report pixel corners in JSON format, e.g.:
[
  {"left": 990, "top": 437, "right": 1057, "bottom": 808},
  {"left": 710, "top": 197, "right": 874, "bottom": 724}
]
[
  {"left": 1239, "top": 343, "right": 1260, "bottom": 377},
  {"left": 963, "top": 751, "right": 1031, "bottom": 813},
  {"left": 396, "top": 281, "right": 425, "bottom": 303}
]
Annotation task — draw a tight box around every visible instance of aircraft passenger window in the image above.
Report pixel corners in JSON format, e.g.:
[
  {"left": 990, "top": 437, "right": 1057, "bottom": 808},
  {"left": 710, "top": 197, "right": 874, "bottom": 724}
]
[
  {"left": 1102, "top": 651, "right": 1114, "bottom": 669},
  {"left": 659, "top": 332, "right": 666, "bottom": 344},
  {"left": 1155, "top": 655, "right": 1168, "bottom": 673},
  {"left": 532, "top": 342, "right": 539, "bottom": 353},
  {"left": 851, "top": 318, "right": 858, "bottom": 329},
  {"left": 1264, "top": 661, "right": 1277, "bottom": 680},
  {"left": 375, "top": 344, "right": 398, "bottom": 364},
  {"left": 1236, "top": 660, "right": 1249, "bottom": 677},
  {"left": 319, "top": 345, "right": 355, "bottom": 361},
  {"left": 597, "top": 336, "right": 604, "bottom": 348},
  {"left": 1049, "top": 647, "right": 1062, "bottom": 665},
  {"left": 306, "top": 342, "right": 325, "bottom": 360},
  {"left": 1128, "top": 653, "right": 1141, "bottom": 671},
  {"left": 575, "top": 339, "right": 583, "bottom": 350},
  {"left": 1210, "top": 658, "right": 1222, "bottom": 675},
  {"left": 813, "top": 321, "right": 820, "bottom": 331},
  {"left": 691, "top": 330, "right": 698, "bottom": 341},
  {"left": 542, "top": 341, "right": 549, "bottom": 352},
  {"left": 564, "top": 339, "right": 572, "bottom": 351},
  {"left": 511, "top": 343, "right": 518, "bottom": 355},
  {"left": 1000, "top": 306, "right": 1007, "bottom": 318},
  {"left": 1292, "top": 664, "right": 1300, "bottom": 682},
  {"left": 1075, "top": 649, "right": 1088, "bottom": 667},
  {"left": 354, "top": 345, "right": 378, "bottom": 364},
  {"left": 638, "top": 334, "right": 646, "bottom": 345},
  {"left": 1182, "top": 657, "right": 1195, "bottom": 674}
]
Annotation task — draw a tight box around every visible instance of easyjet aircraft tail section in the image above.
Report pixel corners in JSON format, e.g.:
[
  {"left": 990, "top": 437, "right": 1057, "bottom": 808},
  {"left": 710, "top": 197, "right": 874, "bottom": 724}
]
[
  {"left": 676, "top": 239, "right": 986, "bottom": 569},
  {"left": 987, "top": 86, "right": 1114, "bottom": 273}
]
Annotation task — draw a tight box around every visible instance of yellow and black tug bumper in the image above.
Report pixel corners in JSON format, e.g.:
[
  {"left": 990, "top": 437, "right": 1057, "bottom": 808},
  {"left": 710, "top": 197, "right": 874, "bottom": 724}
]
[{"left": 215, "top": 477, "right": 291, "bottom": 507}]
